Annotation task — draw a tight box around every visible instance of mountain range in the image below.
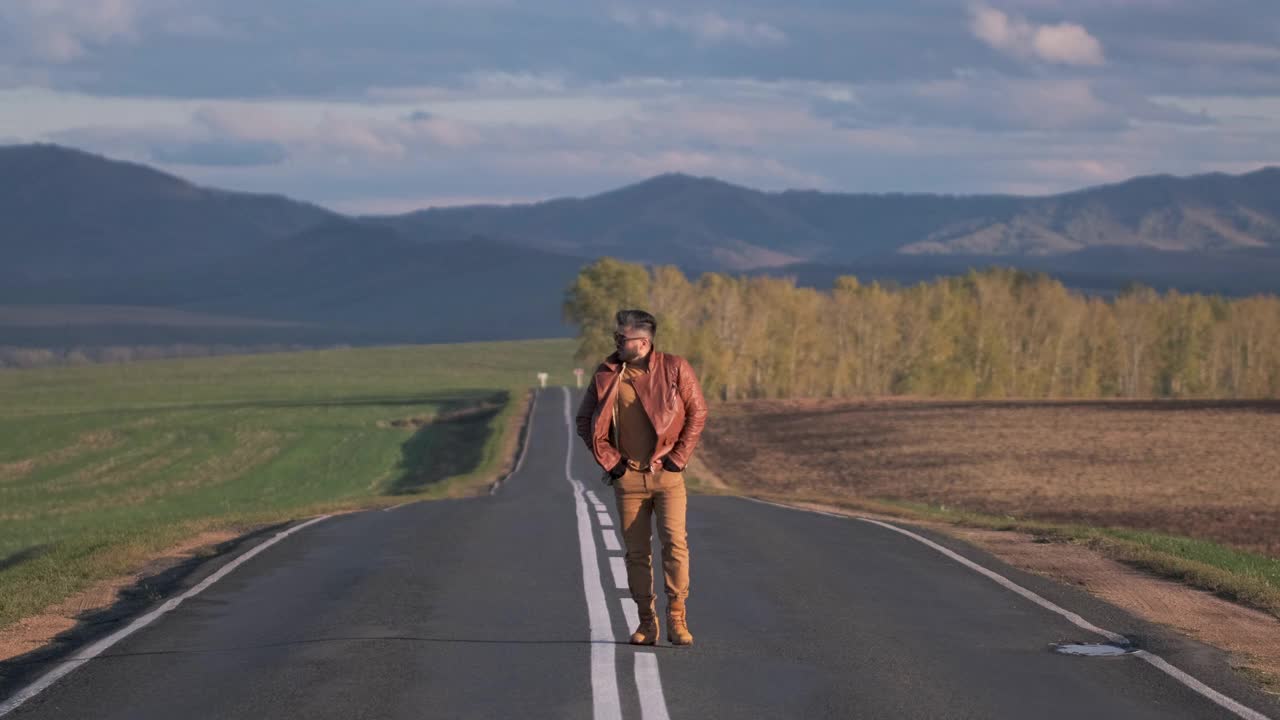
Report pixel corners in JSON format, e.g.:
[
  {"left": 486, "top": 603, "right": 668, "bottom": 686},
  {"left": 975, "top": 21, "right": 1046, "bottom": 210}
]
[
  {"left": 380, "top": 164, "right": 1280, "bottom": 268},
  {"left": 3, "top": 143, "right": 1279, "bottom": 349}
]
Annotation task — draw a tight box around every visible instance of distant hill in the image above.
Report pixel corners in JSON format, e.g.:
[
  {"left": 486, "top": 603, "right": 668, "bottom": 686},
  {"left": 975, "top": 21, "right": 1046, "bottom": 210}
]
[
  {"left": 167, "top": 220, "right": 587, "bottom": 342},
  {"left": 0, "top": 144, "right": 336, "bottom": 284},
  {"left": 2, "top": 143, "right": 1279, "bottom": 351},
  {"left": 3, "top": 218, "right": 586, "bottom": 345},
  {"left": 897, "top": 169, "right": 1280, "bottom": 256},
  {"left": 373, "top": 174, "right": 833, "bottom": 270}
]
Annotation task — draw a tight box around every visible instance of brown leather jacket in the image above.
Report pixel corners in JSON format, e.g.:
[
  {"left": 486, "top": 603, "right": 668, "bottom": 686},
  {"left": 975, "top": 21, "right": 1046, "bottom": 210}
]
[{"left": 575, "top": 349, "right": 708, "bottom": 472}]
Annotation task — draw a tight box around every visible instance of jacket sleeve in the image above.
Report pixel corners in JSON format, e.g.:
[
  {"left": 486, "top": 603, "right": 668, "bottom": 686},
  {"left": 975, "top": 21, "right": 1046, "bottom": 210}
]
[
  {"left": 574, "top": 374, "right": 599, "bottom": 449},
  {"left": 667, "top": 357, "right": 708, "bottom": 469}
]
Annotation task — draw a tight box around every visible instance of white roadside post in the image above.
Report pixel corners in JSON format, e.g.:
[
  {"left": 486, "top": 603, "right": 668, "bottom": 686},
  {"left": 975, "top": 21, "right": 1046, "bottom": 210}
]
[
  {"left": 573, "top": 367, "right": 584, "bottom": 388},
  {"left": 537, "top": 372, "right": 549, "bottom": 388}
]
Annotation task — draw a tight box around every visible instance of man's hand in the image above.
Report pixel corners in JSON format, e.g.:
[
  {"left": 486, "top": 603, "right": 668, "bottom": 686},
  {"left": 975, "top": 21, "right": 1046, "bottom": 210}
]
[{"left": 661, "top": 456, "right": 683, "bottom": 472}]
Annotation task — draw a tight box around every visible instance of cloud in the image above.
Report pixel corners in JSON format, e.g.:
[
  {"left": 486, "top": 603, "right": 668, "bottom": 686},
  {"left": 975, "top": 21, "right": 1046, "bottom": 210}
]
[
  {"left": 14, "top": 0, "right": 1276, "bottom": 105},
  {"left": 45, "top": 84, "right": 1280, "bottom": 215},
  {"left": 159, "top": 13, "right": 232, "bottom": 39},
  {"left": 46, "top": 97, "right": 492, "bottom": 171},
  {"left": 1032, "top": 22, "right": 1105, "bottom": 65},
  {"left": 813, "top": 67, "right": 1211, "bottom": 136},
  {"left": 0, "top": 0, "right": 142, "bottom": 63},
  {"left": 27, "top": 67, "right": 1224, "bottom": 199},
  {"left": 815, "top": 74, "right": 1123, "bottom": 133},
  {"left": 969, "top": 3, "right": 1104, "bottom": 66},
  {"left": 1024, "top": 157, "right": 1128, "bottom": 184},
  {"left": 147, "top": 138, "right": 287, "bottom": 167},
  {"left": 1133, "top": 39, "right": 1280, "bottom": 66},
  {"left": 462, "top": 71, "right": 568, "bottom": 94},
  {"left": 190, "top": 105, "right": 410, "bottom": 158},
  {"left": 46, "top": 123, "right": 290, "bottom": 169},
  {"left": 611, "top": 7, "right": 786, "bottom": 47}
]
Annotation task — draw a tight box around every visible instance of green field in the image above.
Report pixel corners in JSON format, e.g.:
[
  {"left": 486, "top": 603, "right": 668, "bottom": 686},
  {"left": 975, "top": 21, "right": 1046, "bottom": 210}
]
[{"left": 0, "top": 339, "right": 576, "bottom": 631}]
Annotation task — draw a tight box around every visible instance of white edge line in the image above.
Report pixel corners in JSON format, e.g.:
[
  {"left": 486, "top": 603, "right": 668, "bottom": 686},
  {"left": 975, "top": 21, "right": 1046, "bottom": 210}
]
[
  {"left": 743, "top": 497, "right": 1274, "bottom": 720},
  {"left": 490, "top": 389, "right": 539, "bottom": 495},
  {"left": 602, "top": 529, "right": 622, "bottom": 552},
  {"left": 0, "top": 515, "right": 332, "bottom": 718},
  {"left": 596, "top": 512, "right": 614, "bottom": 527},
  {"left": 635, "top": 652, "right": 673, "bottom": 720},
  {"left": 609, "top": 556, "right": 629, "bottom": 590},
  {"left": 619, "top": 599, "right": 640, "bottom": 636},
  {"left": 856, "top": 515, "right": 1127, "bottom": 644},
  {"left": 562, "top": 388, "right": 623, "bottom": 720},
  {"left": 383, "top": 502, "right": 411, "bottom": 512},
  {"left": 1135, "top": 652, "right": 1272, "bottom": 720}
]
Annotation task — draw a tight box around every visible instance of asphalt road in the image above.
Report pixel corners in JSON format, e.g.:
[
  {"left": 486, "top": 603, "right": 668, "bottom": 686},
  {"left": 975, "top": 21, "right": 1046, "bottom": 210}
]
[{"left": 2, "top": 387, "right": 1277, "bottom": 719}]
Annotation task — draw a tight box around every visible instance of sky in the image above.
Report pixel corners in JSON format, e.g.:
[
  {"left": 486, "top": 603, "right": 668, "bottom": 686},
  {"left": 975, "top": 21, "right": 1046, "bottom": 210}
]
[{"left": 1, "top": 0, "right": 1278, "bottom": 214}]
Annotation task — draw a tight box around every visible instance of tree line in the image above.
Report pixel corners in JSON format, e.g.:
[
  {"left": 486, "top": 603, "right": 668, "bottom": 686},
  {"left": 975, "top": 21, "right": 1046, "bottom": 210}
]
[{"left": 563, "top": 259, "right": 1280, "bottom": 400}]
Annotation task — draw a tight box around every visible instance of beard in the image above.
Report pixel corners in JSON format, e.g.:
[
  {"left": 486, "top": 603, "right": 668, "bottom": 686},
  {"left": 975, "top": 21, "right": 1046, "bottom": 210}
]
[{"left": 617, "top": 344, "right": 644, "bottom": 363}]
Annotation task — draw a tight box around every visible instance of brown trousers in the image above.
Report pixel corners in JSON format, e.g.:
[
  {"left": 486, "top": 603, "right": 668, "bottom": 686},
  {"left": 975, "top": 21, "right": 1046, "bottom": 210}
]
[{"left": 613, "top": 468, "right": 689, "bottom": 618}]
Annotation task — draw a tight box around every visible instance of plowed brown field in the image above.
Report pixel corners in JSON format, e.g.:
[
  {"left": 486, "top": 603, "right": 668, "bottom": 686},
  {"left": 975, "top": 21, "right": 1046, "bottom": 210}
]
[{"left": 700, "top": 398, "right": 1280, "bottom": 557}]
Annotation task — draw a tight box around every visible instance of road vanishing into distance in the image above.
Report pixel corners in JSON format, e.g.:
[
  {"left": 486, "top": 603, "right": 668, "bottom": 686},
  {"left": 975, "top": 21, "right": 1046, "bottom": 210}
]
[{"left": 2, "top": 387, "right": 1277, "bottom": 719}]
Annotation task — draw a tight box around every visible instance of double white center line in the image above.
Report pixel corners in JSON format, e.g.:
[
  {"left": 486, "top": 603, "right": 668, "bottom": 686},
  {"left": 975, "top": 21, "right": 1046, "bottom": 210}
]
[{"left": 562, "top": 387, "right": 672, "bottom": 720}]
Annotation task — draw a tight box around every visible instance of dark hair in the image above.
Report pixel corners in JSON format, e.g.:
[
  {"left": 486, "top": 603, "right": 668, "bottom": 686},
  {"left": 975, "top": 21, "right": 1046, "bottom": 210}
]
[{"left": 616, "top": 309, "right": 657, "bottom": 337}]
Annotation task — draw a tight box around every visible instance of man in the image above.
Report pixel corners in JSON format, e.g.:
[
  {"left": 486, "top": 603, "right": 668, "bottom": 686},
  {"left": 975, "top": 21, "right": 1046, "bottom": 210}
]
[{"left": 576, "top": 309, "right": 708, "bottom": 647}]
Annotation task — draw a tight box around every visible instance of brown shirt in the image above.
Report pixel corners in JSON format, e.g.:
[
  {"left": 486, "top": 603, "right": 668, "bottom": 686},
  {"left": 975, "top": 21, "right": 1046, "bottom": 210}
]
[{"left": 614, "top": 358, "right": 657, "bottom": 465}]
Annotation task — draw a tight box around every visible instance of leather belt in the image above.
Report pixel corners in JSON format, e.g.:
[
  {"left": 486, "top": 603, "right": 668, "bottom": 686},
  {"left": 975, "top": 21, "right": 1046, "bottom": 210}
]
[{"left": 623, "top": 456, "right": 661, "bottom": 473}]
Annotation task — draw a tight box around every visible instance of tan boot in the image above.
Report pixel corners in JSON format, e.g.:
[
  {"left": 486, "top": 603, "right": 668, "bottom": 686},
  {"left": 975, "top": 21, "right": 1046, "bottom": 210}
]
[
  {"left": 630, "top": 614, "right": 659, "bottom": 646},
  {"left": 666, "top": 603, "right": 693, "bottom": 646}
]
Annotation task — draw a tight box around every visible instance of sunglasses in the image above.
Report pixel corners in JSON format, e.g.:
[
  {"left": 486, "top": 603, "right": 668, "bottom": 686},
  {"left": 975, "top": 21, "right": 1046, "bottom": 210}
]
[{"left": 613, "top": 333, "right": 648, "bottom": 344}]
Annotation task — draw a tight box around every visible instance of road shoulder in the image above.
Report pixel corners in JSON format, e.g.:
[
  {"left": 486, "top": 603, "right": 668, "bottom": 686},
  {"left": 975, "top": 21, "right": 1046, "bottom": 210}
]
[{"left": 784, "top": 498, "right": 1280, "bottom": 698}]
